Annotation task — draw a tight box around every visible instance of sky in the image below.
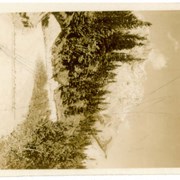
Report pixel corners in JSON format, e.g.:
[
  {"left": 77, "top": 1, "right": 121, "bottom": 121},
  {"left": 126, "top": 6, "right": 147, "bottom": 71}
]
[{"left": 95, "top": 11, "right": 180, "bottom": 168}]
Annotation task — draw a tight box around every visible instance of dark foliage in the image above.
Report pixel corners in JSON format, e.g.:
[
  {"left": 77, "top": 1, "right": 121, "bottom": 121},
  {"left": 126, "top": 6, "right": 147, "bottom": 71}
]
[
  {"left": 0, "top": 11, "right": 150, "bottom": 169},
  {"left": 52, "top": 10, "right": 150, "bottom": 125},
  {"left": 1, "top": 62, "right": 90, "bottom": 169},
  {"left": 51, "top": 11, "right": 150, "bottom": 167}
]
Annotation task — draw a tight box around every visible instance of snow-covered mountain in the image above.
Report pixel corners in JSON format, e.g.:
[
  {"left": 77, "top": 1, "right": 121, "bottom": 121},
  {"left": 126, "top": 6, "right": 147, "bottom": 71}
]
[{"left": 0, "top": 13, "right": 59, "bottom": 136}]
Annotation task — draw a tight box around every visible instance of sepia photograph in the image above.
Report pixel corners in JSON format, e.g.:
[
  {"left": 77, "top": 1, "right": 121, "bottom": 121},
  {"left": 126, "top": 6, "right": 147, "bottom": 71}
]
[{"left": 0, "top": 3, "right": 180, "bottom": 175}]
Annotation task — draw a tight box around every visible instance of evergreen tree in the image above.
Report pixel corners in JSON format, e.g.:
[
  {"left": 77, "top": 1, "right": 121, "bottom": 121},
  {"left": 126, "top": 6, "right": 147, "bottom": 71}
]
[
  {"left": 51, "top": 11, "right": 150, "bottom": 134},
  {"left": 2, "top": 61, "right": 90, "bottom": 169},
  {"left": 2, "top": 11, "right": 151, "bottom": 169}
]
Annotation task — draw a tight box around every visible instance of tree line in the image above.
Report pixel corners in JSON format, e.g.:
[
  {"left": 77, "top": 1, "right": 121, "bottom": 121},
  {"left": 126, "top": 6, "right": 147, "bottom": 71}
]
[{"left": 0, "top": 11, "right": 151, "bottom": 169}]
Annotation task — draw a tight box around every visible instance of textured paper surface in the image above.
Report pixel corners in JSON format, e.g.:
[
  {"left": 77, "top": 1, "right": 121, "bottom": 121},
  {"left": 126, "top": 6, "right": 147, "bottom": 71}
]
[{"left": 0, "top": 3, "right": 180, "bottom": 175}]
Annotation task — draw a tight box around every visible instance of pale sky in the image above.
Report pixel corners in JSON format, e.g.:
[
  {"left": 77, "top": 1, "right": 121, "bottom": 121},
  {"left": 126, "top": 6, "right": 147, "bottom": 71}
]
[{"left": 96, "top": 11, "right": 180, "bottom": 168}]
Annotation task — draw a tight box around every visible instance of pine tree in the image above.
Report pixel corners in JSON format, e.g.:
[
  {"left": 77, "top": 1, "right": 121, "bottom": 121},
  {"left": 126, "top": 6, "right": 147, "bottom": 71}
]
[
  {"left": 51, "top": 11, "right": 150, "bottom": 159},
  {"left": 51, "top": 11, "right": 150, "bottom": 123},
  {"left": 2, "top": 61, "right": 91, "bottom": 169},
  {"left": 6, "top": 11, "right": 151, "bottom": 168}
]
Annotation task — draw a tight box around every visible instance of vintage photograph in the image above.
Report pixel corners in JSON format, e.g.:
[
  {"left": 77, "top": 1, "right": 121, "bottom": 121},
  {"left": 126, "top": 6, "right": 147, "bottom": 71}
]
[{"left": 0, "top": 3, "right": 180, "bottom": 171}]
